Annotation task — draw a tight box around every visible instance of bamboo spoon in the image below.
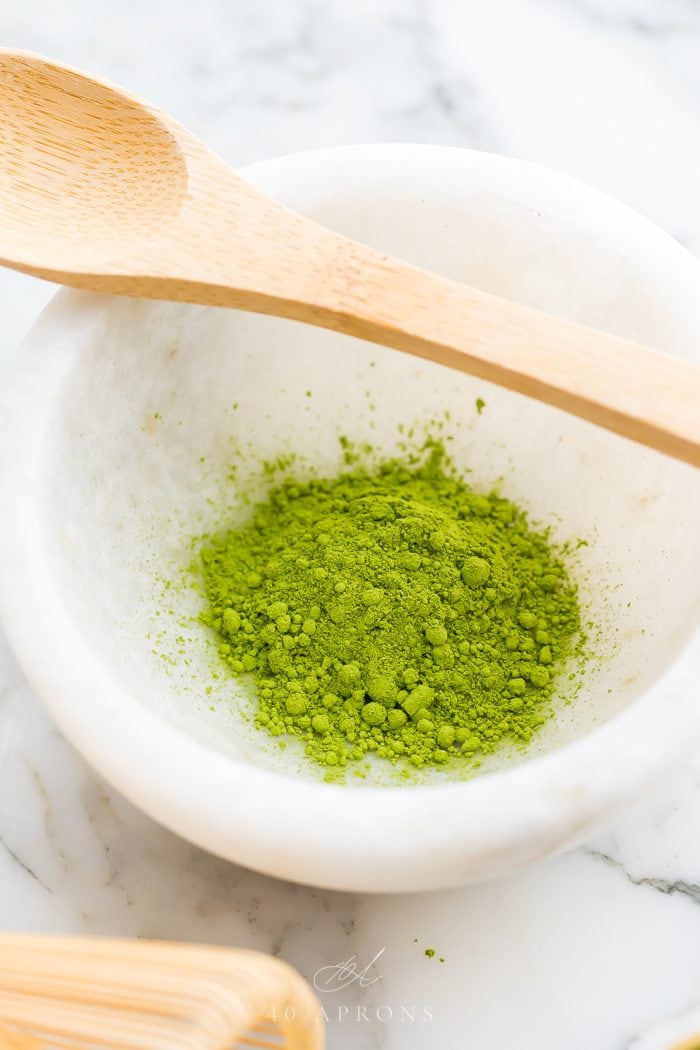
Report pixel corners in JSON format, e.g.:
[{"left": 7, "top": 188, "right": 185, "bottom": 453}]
[
  {"left": 0, "top": 934, "right": 323, "bottom": 1049},
  {"left": 0, "top": 50, "right": 698, "bottom": 466}
]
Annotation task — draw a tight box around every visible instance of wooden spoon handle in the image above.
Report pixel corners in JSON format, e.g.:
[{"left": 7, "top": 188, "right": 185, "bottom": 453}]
[
  {"left": 180, "top": 243, "right": 700, "bottom": 468},
  {"left": 73, "top": 215, "right": 700, "bottom": 468},
  {"left": 294, "top": 241, "right": 700, "bottom": 467}
]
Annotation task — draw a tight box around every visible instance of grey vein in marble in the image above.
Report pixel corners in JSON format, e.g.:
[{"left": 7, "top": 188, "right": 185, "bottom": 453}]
[{"left": 585, "top": 847, "right": 700, "bottom": 906}]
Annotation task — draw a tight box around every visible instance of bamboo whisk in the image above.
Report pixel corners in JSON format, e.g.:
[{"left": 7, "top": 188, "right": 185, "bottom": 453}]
[{"left": 0, "top": 935, "right": 323, "bottom": 1050}]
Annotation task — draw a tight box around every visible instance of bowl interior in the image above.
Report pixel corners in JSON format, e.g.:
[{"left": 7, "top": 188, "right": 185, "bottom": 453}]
[{"left": 40, "top": 146, "right": 700, "bottom": 786}]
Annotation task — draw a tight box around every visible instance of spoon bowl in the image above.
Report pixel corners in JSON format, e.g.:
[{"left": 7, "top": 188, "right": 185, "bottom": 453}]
[{"left": 0, "top": 52, "right": 189, "bottom": 270}]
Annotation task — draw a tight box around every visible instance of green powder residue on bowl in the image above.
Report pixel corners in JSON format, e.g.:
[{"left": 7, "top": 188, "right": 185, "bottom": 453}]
[{"left": 197, "top": 441, "right": 583, "bottom": 773}]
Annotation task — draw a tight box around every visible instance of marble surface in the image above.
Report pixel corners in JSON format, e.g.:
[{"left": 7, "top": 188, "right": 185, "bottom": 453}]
[{"left": 1, "top": 1, "right": 700, "bottom": 1047}]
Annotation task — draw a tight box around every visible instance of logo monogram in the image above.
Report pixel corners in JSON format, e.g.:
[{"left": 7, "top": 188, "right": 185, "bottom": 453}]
[{"left": 312, "top": 948, "right": 386, "bottom": 993}]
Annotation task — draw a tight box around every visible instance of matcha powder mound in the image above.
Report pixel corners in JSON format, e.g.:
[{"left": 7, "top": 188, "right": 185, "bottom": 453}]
[{"left": 198, "top": 442, "right": 582, "bottom": 774}]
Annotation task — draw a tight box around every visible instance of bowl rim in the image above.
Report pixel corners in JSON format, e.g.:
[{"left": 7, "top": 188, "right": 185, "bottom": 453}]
[{"left": 1, "top": 142, "right": 699, "bottom": 892}]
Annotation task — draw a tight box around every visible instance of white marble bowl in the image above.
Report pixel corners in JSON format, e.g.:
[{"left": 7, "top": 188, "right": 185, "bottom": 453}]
[{"left": 1, "top": 145, "right": 699, "bottom": 892}]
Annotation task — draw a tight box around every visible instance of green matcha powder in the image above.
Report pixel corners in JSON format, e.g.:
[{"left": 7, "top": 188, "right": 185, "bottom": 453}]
[{"left": 198, "top": 442, "right": 582, "bottom": 774}]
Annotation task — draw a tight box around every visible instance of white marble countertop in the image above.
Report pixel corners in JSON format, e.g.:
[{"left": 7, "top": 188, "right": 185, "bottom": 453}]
[{"left": 1, "top": 2, "right": 700, "bottom": 1047}]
